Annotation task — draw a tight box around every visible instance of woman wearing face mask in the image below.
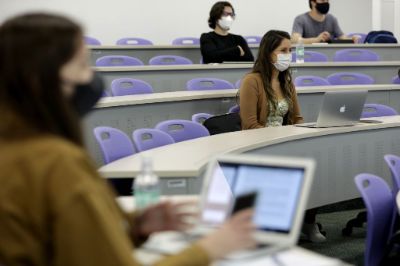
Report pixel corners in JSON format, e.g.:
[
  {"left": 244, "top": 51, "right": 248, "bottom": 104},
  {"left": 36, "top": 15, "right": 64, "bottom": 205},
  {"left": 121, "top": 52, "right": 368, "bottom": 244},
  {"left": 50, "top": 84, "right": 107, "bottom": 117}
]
[
  {"left": 292, "top": 0, "right": 357, "bottom": 44},
  {"left": 0, "top": 13, "right": 257, "bottom": 266},
  {"left": 239, "top": 30, "right": 326, "bottom": 243},
  {"left": 200, "top": 1, "right": 254, "bottom": 64}
]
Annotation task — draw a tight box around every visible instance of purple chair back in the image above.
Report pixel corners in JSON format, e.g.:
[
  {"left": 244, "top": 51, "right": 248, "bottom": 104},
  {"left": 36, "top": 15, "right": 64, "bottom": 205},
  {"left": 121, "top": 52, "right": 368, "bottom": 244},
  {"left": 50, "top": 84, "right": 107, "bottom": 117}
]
[
  {"left": 111, "top": 78, "right": 153, "bottom": 96},
  {"left": 235, "top": 79, "right": 242, "bottom": 89},
  {"left": 132, "top": 128, "right": 175, "bottom": 152},
  {"left": 95, "top": 55, "right": 144, "bottom": 67},
  {"left": 172, "top": 37, "right": 200, "bottom": 45},
  {"left": 292, "top": 51, "right": 329, "bottom": 62},
  {"left": 244, "top": 36, "right": 262, "bottom": 44},
  {"left": 116, "top": 37, "right": 153, "bottom": 45},
  {"left": 347, "top": 33, "right": 367, "bottom": 43},
  {"left": 327, "top": 72, "right": 374, "bottom": 85},
  {"left": 334, "top": 49, "right": 380, "bottom": 62},
  {"left": 392, "top": 76, "right": 400, "bottom": 84},
  {"left": 84, "top": 36, "right": 101, "bottom": 45},
  {"left": 187, "top": 78, "right": 235, "bottom": 91},
  {"left": 155, "top": 119, "right": 210, "bottom": 142},
  {"left": 149, "top": 55, "right": 193, "bottom": 65},
  {"left": 192, "top": 113, "right": 213, "bottom": 124},
  {"left": 355, "top": 173, "right": 394, "bottom": 266},
  {"left": 294, "top": 76, "right": 330, "bottom": 87},
  {"left": 384, "top": 154, "right": 400, "bottom": 193},
  {"left": 361, "top": 103, "right": 398, "bottom": 118},
  {"left": 228, "top": 105, "right": 240, "bottom": 113},
  {"left": 93, "top": 126, "right": 135, "bottom": 164}
]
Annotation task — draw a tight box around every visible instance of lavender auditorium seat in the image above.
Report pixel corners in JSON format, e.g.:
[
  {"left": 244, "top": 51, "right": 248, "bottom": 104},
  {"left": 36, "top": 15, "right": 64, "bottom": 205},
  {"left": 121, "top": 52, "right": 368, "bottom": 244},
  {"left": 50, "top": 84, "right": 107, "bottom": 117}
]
[
  {"left": 361, "top": 104, "right": 398, "bottom": 118},
  {"left": 354, "top": 174, "right": 394, "bottom": 266},
  {"left": 93, "top": 126, "right": 135, "bottom": 164},
  {"left": 116, "top": 37, "right": 153, "bottom": 45},
  {"left": 292, "top": 51, "right": 329, "bottom": 62},
  {"left": 111, "top": 78, "right": 153, "bottom": 96},
  {"left": 95, "top": 55, "right": 144, "bottom": 67},
  {"left": 347, "top": 33, "right": 367, "bottom": 43},
  {"left": 155, "top": 119, "right": 210, "bottom": 142},
  {"left": 327, "top": 72, "right": 374, "bottom": 85},
  {"left": 392, "top": 75, "right": 400, "bottom": 84},
  {"left": 228, "top": 105, "right": 240, "bottom": 113},
  {"left": 149, "top": 55, "right": 193, "bottom": 65},
  {"left": 192, "top": 113, "right": 213, "bottom": 124},
  {"left": 84, "top": 36, "right": 101, "bottom": 45},
  {"left": 294, "top": 76, "right": 330, "bottom": 87},
  {"left": 244, "top": 36, "right": 262, "bottom": 44},
  {"left": 132, "top": 128, "right": 175, "bottom": 152},
  {"left": 334, "top": 49, "right": 380, "bottom": 62},
  {"left": 172, "top": 37, "right": 200, "bottom": 45},
  {"left": 186, "top": 78, "right": 235, "bottom": 91}
]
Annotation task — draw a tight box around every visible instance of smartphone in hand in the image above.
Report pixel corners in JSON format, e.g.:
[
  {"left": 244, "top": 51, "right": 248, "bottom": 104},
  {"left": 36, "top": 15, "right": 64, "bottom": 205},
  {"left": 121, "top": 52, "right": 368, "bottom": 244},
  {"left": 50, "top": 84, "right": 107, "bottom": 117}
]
[{"left": 230, "top": 191, "right": 258, "bottom": 215}]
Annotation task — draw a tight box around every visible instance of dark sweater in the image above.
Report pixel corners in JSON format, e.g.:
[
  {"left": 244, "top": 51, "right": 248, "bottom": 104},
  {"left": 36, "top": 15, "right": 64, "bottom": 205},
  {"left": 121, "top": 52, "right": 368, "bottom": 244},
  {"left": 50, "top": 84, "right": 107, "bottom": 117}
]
[{"left": 200, "top": 32, "right": 254, "bottom": 64}]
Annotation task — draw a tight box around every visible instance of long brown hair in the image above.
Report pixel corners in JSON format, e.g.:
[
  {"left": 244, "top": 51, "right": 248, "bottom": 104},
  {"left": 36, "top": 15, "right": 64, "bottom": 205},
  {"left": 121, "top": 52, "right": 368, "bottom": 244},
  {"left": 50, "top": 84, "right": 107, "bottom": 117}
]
[
  {"left": 252, "top": 30, "right": 295, "bottom": 121},
  {"left": 0, "top": 13, "right": 84, "bottom": 145}
]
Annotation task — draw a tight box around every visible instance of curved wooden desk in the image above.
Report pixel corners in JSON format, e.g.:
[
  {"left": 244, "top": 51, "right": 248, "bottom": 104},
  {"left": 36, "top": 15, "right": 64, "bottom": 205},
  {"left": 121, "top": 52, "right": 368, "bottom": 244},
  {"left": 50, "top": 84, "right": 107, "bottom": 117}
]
[
  {"left": 84, "top": 84, "right": 400, "bottom": 165},
  {"left": 99, "top": 116, "right": 400, "bottom": 208},
  {"left": 94, "top": 62, "right": 400, "bottom": 93},
  {"left": 89, "top": 44, "right": 400, "bottom": 65}
]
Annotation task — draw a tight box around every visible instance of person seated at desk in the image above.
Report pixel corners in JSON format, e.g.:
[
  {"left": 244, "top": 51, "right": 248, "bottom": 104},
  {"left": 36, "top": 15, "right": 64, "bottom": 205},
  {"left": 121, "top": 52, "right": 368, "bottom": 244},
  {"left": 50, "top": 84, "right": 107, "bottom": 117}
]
[
  {"left": 239, "top": 30, "right": 326, "bottom": 243},
  {"left": 0, "top": 13, "right": 257, "bottom": 266},
  {"left": 291, "top": 0, "right": 357, "bottom": 44},
  {"left": 200, "top": 1, "right": 254, "bottom": 64}
]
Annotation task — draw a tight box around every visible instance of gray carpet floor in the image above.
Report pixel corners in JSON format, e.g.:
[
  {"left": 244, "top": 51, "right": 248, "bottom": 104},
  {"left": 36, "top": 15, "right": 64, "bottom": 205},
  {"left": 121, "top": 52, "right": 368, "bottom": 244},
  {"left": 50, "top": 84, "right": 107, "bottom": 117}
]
[{"left": 299, "top": 209, "right": 366, "bottom": 266}]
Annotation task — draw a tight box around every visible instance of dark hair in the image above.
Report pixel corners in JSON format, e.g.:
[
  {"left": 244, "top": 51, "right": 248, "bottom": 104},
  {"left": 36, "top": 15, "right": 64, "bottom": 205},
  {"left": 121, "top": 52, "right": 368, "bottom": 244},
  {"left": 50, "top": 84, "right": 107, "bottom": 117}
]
[
  {"left": 309, "top": 0, "right": 314, "bottom": 9},
  {"left": 0, "top": 13, "right": 84, "bottom": 145},
  {"left": 208, "top": 1, "right": 235, "bottom": 29},
  {"left": 252, "top": 30, "right": 295, "bottom": 122}
]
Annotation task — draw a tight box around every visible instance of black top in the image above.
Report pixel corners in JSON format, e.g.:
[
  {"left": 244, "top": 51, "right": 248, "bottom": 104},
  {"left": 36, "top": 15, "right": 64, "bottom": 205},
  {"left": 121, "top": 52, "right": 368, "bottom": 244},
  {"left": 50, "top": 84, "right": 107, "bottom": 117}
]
[{"left": 200, "top": 32, "right": 254, "bottom": 64}]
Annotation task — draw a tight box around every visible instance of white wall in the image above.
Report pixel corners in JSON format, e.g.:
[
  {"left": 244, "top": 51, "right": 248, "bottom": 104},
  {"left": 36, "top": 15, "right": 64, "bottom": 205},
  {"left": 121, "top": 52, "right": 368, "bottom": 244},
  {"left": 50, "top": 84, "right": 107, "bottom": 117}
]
[{"left": 0, "top": 0, "right": 373, "bottom": 45}]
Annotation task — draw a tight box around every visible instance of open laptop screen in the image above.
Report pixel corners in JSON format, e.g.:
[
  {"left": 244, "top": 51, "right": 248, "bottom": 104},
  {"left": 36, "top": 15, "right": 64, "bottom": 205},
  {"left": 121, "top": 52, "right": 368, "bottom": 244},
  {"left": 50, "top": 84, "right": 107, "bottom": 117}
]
[{"left": 202, "top": 162, "right": 305, "bottom": 233}]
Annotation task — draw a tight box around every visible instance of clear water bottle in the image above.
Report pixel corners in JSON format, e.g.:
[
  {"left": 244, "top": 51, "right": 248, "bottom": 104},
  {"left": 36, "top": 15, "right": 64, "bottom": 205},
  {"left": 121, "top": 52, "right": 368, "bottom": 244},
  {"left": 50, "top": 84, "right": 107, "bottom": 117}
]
[
  {"left": 134, "top": 156, "right": 160, "bottom": 209},
  {"left": 296, "top": 38, "right": 305, "bottom": 63}
]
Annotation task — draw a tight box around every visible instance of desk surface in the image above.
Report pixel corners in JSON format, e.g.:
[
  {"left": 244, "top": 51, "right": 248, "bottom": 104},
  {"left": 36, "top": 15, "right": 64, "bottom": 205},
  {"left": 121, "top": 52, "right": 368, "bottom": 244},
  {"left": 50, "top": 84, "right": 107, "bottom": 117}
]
[
  {"left": 94, "top": 61, "right": 400, "bottom": 72},
  {"left": 96, "top": 84, "right": 400, "bottom": 109},
  {"left": 99, "top": 116, "right": 400, "bottom": 178},
  {"left": 90, "top": 43, "right": 400, "bottom": 50}
]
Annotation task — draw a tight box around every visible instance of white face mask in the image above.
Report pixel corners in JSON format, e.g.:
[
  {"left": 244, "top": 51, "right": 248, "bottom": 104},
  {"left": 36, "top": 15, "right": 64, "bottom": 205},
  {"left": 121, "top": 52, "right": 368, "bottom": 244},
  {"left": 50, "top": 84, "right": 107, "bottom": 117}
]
[
  {"left": 218, "top": 16, "right": 234, "bottom": 31},
  {"left": 273, "top": 53, "right": 292, "bottom": 72}
]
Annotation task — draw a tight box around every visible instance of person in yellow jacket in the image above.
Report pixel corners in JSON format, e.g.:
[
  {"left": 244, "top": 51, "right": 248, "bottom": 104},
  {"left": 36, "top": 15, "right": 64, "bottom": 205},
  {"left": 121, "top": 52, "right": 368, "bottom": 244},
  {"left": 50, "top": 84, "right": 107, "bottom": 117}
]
[{"left": 0, "top": 13, "right": 256, "bottom": 266}]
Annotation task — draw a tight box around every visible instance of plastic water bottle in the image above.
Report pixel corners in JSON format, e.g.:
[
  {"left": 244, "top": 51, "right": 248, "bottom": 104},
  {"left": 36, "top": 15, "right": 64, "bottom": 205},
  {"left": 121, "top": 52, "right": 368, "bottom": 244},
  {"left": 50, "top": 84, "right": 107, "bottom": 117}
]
[
  {"left": 296, "top": 38, "right": 305, "bottom": 63},
  {"left": 134, "top": 156, "right": 160, "bottom": 209}
]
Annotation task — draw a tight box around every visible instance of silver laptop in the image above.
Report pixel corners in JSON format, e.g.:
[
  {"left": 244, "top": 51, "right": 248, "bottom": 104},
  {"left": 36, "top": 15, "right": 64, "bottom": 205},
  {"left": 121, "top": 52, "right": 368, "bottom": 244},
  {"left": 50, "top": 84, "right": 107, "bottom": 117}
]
[
  {"left": 296, "top": 90, "right": 368, "bottom": 128},
  {"left": 194, "top": 154, "right": 316, "bottom": 257}
]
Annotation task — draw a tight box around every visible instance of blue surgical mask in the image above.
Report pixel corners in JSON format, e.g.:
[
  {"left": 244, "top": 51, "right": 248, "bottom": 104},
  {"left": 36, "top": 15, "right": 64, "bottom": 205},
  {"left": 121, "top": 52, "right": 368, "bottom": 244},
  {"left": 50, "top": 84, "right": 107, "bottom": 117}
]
[{"left": 273, "top": 53, "right": 292, "bottom": 72}]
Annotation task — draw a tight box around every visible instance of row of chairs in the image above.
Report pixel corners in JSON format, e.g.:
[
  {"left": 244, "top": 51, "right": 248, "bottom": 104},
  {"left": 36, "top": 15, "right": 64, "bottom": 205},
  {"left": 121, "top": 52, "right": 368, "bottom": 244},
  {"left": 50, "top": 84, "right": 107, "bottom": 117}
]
[
  {"left": 94, "top": 103, "right": 398, "bottom": 164},
  {"left": 104, "top": 73, "right": 400, "bottom": 97},
  {"left": 293, "top": 49, "right": 381, "bottom": 62},
  {"left": 94, "top": 119, "right": 210, "bottom": 164},
  {"left": 296, "top": 73, "right": 400, "bottom": 87},
  {"left": 94, "top": 49, "right": 386, "bottom": 67},
  {"left": 85, "top": 35, "right": 262, "bottom": 46},
  {"left": 107, "top": 77, "right": 236, "bottom": 96},
  {"left": 351, "top": 155, "right": 400, "bottom": 266}
]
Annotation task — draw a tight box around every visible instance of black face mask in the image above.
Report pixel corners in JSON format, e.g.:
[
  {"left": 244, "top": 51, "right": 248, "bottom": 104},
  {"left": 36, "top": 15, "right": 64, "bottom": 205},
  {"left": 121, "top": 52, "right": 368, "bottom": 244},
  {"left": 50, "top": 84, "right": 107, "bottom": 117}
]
[
  {"left": 315, "top": 2, "right": 330, "bottom": 15},
  {"left": 70, "top": 73, "right": 105, "bottom": 117}
]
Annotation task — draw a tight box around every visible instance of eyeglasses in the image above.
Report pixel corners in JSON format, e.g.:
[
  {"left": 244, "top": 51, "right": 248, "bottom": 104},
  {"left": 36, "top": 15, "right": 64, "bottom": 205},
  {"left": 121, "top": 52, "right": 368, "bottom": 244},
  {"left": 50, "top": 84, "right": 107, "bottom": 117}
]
[{"left": 222, "top": 11, "right": 236, "bottom": 18}]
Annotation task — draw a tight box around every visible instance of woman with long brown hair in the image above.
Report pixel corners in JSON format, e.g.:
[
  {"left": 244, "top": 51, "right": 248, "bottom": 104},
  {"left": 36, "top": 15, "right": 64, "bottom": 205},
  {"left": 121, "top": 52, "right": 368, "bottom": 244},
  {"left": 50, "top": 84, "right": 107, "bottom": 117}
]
[
  {"left": 0, "top": 13, "right": 256, "bottom": 266},
  {"left": 240, "top": 30, "right": 325, "bottom": 243}
]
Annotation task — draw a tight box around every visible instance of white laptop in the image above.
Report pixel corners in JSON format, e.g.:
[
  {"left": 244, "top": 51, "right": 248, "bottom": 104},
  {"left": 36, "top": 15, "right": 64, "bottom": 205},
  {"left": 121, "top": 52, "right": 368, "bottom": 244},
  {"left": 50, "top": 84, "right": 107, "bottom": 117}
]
[
  {"left": 296, "top": 90, "right": 368, "bottom": 128},
  {"left": 193, "top": 154, "right": 316, "bottom": 258}
]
